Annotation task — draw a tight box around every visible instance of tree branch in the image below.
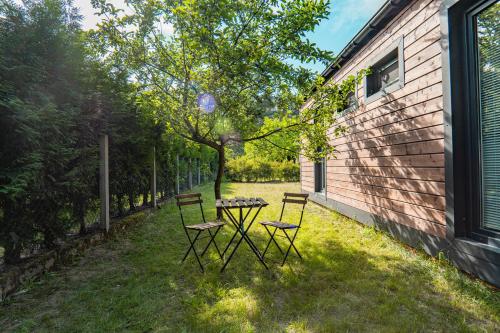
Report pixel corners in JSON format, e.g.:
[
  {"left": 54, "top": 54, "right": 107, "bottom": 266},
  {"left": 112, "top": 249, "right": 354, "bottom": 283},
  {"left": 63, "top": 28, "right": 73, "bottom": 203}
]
[{"left": 240, "top": 121, "right": 304, "bottom": 142}]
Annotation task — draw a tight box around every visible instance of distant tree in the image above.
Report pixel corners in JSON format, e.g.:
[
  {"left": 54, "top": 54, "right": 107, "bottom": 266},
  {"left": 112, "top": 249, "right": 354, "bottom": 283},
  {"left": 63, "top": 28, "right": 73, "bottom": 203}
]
[
  {"left": 0, "top": 0, "right": 216, "bottom": 263},
  {"left": 0, "top": 0, "right": 86, "bottom": 260}
]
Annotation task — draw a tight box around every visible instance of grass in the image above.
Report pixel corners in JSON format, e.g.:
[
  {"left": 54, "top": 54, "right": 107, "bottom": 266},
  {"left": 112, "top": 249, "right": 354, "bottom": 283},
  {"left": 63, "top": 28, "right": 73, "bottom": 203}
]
[{"left": 1, "top": 182, "right": 499, "bottom": 332}]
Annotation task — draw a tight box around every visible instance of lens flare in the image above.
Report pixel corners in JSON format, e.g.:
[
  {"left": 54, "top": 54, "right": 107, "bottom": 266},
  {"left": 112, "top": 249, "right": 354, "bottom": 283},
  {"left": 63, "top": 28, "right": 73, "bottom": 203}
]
[{"left": 197, "top": 93, "right": 216, "bottom": 113}]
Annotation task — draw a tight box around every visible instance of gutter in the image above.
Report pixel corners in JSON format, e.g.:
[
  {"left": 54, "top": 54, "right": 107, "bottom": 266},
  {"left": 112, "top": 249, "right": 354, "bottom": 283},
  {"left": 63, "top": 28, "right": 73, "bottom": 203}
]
[{"left": 320, "top": 0, "right": 412, "bottom": 81}]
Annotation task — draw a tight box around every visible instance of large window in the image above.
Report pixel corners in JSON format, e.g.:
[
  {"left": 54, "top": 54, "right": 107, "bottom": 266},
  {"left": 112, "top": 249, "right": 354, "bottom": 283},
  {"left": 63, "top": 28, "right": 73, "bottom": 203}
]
[
  {"left": 450, "top": 0, "right": 500, "bottom": 240},
  {"left": 473, "top": 1, "right": 500, "bottom": 232}
]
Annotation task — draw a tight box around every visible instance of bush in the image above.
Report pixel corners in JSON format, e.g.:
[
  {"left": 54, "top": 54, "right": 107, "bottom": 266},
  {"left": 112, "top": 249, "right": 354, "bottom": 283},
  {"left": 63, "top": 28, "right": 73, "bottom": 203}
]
[
  {"left": 281, "top": 161, "right": 300, "bottom": 182},
  {"left": 226, "top": 156, "right": 299, "bottom": 182}
]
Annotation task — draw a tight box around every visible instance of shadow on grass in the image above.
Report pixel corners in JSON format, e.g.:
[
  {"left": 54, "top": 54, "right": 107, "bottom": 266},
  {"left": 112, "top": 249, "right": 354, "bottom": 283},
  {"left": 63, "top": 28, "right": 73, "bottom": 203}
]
[{"left": 0, "top": 183, "right": 498, "bottom": 332}]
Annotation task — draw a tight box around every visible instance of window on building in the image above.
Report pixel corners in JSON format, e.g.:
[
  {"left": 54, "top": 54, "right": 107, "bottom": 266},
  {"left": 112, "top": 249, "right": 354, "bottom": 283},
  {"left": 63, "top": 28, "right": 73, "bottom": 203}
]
[
  {"left": 342, "top": 91, "right": 357, "bottom": 114},
  {"left": 364, "top": 37, "right": 404, "bottom": 103},
  {"left": 473, "top": 1, "right": 500, "bottom": 232},
  {"left": 314, "top": 157, "right": 325, "bottom": 194},
  {"left": 314, "top": 147, "right": 325, "bottom": 194},
  {"left": 337, "top": 85, "right": 358, "bottom": 118},
  {"left": 450, "top": 0, "right": 500, "bottom": 239},
  {"left": 366, "top": 50, "right": 399, "bottom": 96},
  {"left": 346, "top": 91, "right": 357, "bottom": 109}
]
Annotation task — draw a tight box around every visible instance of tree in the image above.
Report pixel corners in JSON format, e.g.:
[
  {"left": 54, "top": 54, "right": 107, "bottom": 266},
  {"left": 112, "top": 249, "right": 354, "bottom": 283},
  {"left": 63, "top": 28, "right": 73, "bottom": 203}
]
[
  {"left": 0, "top": 0, "right": 89, "bottom": 259},
  {"left": 91, "top": 0, "right": 356, "bottom": 216}
]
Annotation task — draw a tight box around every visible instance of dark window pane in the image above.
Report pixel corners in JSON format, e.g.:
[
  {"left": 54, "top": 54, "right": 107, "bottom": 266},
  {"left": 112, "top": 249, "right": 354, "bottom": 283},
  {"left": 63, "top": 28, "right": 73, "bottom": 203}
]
[
  {"left": 340, "top": 91, "right": 357, "bottom": 115},
  {"left": 314, "top": 158, "right": 325, "bottom": 193},
  {"left": 367, "top": 49, "right": 399, "bottom": 97},
  {"left": 314, "top": 147, "right": 325, "bottom": 193},
  {"left": 346, "top": 91, "right": 356, "bottom": 108},
  {"left": 380, "top": 58, "right": 399, "bottom": 88}
]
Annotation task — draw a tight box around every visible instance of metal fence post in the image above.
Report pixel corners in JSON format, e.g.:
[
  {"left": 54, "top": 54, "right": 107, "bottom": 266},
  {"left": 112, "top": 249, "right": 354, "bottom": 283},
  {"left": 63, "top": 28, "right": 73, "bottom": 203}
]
[
  {"left": 99, "top": 134, "right": 109, "bottom": 231},
  {"left": 188, "top": 158, "right": 193, "bottom": 189},
  {"left": 197, "top": 158, "right": 201, "bottom": 185},
  {"left": 151, "top": 146, "right": 157, "bottom": 208},
  {"left": 176, "top": 154, "right": 180, "bottom": 195}
]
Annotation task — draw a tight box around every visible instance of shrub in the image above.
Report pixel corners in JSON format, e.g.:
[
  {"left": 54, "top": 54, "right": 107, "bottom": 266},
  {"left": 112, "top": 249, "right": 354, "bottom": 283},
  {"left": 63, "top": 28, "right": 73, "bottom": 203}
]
[
  {"left": 281, "top": 161, "right": 300, "bottom": 182},
  {"left": 226, "top": 157, "right": 299, "bottom": 182}
]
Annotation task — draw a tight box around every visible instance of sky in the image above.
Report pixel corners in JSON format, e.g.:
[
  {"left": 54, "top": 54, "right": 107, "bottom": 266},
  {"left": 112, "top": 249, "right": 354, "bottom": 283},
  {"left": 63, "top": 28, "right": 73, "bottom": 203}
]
[{"left": 69, "top": 0, "right": 386, "bottom": 73}]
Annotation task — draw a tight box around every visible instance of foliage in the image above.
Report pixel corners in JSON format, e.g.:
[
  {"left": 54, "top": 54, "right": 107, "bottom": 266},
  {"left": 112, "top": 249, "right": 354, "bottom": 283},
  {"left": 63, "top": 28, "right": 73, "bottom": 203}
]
[
  {"left": 0, "top": 0, "right": 91, "bottom": 260},
  {"left": 1, "top": 183, "right": 499, "bottom": 332},
  {"left": 298, "top": 71, "right": 368, "bottom": 161},
  {"left": 0, "top": 0, "right": 217, "bottom": 263},
  {"left": 226, "top": 156, "right": 299, "bottom": 182},
  {"left": 477, "top": 3, "right": 499, "bottom": 67},
  {"left": 90, "top": 0, "right": 353, "bottom": 202},
  {"left": 243, "top": 117, "right": 300, "bottom": 162}
]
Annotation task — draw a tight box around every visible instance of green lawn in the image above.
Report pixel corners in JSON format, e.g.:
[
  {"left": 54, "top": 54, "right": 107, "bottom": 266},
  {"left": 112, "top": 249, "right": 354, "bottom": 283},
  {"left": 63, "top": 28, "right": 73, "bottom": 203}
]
[{"left": 1, "top": 183, "right": 499, "bottom": 332}]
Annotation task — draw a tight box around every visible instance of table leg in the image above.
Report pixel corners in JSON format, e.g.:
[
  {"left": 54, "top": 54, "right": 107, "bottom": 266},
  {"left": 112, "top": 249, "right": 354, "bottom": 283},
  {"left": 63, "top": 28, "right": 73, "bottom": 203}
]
[
  {"left": 220, "top": 206, "right": 268, "bottom": 272},
  {"left": 226, "top": 207, "right": 262, "bottom": 255}
]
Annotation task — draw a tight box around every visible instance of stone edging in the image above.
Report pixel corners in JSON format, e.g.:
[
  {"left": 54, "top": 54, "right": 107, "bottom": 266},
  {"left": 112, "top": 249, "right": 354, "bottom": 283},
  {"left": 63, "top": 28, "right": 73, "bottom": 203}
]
[{"left": 0, "top": 206, "right": 159, "bottom": 301}]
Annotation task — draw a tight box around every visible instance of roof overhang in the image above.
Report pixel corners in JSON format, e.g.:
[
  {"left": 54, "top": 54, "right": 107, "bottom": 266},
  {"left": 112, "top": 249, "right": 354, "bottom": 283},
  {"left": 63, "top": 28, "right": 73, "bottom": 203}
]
[{"left": 320, "top": 0, "right": 412, "bottom": 81}]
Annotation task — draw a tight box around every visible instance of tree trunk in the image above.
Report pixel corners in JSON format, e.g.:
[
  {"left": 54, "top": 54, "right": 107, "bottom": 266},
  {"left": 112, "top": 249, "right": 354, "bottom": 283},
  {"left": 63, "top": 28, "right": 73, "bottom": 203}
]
[
  {"left": 128, "top": 192, "right": 135, "bottom": 211},
  {"left": 3, "top": 201, "right": 22, "bottom": 264},
  {"left": 118, "top": 195, "right": 126, "bottom": 216},
  {"left": 215, "top": 145, "right": 224, "bottom": 219},
  {"left": 74, "top": 197, "right": 86, "bottom": 235},
  {"left": 4, "top": 232, "right": 22, "bottom": 264}
]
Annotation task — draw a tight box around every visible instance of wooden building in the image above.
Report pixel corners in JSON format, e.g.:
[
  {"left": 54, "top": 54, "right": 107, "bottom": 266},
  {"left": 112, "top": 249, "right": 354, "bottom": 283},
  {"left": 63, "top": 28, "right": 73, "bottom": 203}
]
[{"left": 300, "top": 0, "right": 500, "bottom": 287}]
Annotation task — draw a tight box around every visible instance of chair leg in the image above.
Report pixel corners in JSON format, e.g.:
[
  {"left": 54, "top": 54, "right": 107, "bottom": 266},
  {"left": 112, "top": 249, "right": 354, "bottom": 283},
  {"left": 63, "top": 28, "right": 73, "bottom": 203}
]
[
  {"left": 212, "top": 229, "right": 224, "bottom": 260},
  {"left": 262, "top": 226, "right": 284, "bottom": 259},
  {"left": 285, "top": 229, "right": 302, "bottom": 259},
  {"left": 181, "top": 230, "right": 204, "bottom": 272},
  {"left": 181, "top": 229, "right": 198, "bottom": 262},
  {"left": 281, "top": 229, "right": 302, "bottom": 266},
  {"left": 200, "top": 226, "right": 223, "bottom": 260}
]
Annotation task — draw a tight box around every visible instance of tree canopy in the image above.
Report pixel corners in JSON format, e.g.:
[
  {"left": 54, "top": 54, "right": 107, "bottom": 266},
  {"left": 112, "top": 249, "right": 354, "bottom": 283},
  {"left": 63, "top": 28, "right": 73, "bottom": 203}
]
[
  {"left": 91, "top": 0, "right": 361, "bottom": 203},
  {"left": 0, "top": 0, "right": 216, "bottom": 263}
]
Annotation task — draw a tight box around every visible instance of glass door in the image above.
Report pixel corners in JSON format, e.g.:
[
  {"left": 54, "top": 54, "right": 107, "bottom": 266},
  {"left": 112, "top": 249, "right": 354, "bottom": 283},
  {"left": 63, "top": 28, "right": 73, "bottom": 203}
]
[{"left": 472, "top": 1, "right": 500, "bottom": 231}]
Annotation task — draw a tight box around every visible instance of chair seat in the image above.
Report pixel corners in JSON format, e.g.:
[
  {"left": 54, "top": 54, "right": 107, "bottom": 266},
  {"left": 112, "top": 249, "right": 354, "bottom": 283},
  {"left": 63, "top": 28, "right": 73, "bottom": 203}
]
[
  {"left": 260, "top": 221, "right": 299, "bottom": 229},
  {"left": 185, "top": 221, "right": 225, "bottom": 230}
]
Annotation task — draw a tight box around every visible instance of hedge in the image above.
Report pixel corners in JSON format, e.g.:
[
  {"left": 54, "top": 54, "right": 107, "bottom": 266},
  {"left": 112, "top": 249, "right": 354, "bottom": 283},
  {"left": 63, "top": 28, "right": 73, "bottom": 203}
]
[{"left": 226, "top": 157, "right": 299, "bottom": 182}]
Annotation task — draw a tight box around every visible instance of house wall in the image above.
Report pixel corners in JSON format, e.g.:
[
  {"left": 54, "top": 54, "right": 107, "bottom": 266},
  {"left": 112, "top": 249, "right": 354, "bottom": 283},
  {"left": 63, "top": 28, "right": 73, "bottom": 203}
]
[{"left": 301, "top": 0, "right": 446, "bottom": 238}]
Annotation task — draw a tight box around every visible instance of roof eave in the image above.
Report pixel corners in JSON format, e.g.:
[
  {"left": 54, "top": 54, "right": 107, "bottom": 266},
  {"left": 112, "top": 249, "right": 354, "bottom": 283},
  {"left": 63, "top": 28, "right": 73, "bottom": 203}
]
[{"left": 320, "top": 0, "right": 411, "bottom": 81}]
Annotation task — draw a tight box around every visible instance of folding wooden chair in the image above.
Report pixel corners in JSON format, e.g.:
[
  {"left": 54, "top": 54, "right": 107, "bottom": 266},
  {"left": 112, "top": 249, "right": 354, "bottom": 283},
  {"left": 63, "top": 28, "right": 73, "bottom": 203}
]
[
  {"left": 175, "top": 193, "right": 225, "bottom": 272},
  {"left": 260, "top": 192, "right": 308, "bottom": 266}
]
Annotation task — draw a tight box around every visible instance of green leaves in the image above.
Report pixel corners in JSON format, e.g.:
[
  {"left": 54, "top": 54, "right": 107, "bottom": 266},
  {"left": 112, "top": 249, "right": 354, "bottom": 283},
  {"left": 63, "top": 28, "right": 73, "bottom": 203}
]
[
  {"left": 299, "top": 69, "right": 369, "bottom": 161},
  {"left": 92, "top": 0, "right": 334, "bottom": 148}
]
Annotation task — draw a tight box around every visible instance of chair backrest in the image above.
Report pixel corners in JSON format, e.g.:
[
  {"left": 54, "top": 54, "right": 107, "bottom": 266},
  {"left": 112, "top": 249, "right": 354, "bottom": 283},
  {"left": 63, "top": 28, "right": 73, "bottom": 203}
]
[
  {"left": 279, "top": 192, "right": 308, "bottom": 227},
  {"left": 175, "top": 193, "right": 206, "bottom": 227}
]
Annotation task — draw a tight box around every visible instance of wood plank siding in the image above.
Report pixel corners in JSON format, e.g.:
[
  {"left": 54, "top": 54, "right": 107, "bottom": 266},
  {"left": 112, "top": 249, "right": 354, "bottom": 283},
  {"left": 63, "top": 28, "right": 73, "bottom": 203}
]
[{"left": 300, "top": 0, "right": 446, "bottom": 238}]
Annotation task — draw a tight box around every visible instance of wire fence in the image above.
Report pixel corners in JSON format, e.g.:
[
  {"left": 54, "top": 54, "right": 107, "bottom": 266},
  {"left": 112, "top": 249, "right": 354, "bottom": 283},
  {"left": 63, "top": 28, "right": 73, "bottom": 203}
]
[{"left": 0, "top": 152, "right": 218, "bottom": 266}]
